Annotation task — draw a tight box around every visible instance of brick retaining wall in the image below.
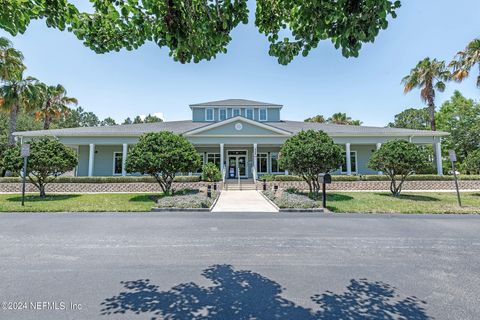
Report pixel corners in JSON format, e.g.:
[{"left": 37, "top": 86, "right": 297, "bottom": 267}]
[{"left": 1, "top": 180, "right": 479, "bottom": 193}]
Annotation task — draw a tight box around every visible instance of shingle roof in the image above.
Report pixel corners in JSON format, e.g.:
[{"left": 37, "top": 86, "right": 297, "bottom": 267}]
[
  {"left": 14, "top": 119, "right": 448, "bottom": 137},
  {"left": 189, "top": 99, "right": 282, "bottom": 107}
]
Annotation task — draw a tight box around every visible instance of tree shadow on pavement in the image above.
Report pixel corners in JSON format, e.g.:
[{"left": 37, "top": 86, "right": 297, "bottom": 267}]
[{"left": 100, "top": 264, "right": 430, "bottom": 320}]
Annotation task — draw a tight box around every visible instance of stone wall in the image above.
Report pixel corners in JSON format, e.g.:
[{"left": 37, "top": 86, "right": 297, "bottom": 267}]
[
  {"left": 256, "top": 180, "right": 480, "bottom": 191},
  {"left": 0, "top": 182, "right": 222, "bottom": 193},
  {"left": 1, "top": 180, "right": 479, "bottom": 193}
]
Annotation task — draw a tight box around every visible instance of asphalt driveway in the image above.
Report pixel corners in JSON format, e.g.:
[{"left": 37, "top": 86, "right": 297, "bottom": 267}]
[{"left": 0, "top": 212, "right": 479, "bottom": 319}]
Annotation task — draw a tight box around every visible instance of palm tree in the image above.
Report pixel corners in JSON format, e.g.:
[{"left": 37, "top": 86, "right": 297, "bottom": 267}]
[
  {"left": 450, "top": 38, "right": 480, "bottom": 88},
  {"left": 402, "top": 58, "right": 451, "bottom": 131},
  {"left": 0, "top": 37, "right": 25, "bottom": 82},
  {"left": 35, "top": 84, "right": 78, "bottom": 130},
  {"left": 304, "top": 115, "right": 326, "bottom": 123},
  {"left": 0, "top": 73, "right": 39, "bottom": 145},
  {"left": 327, "top": 112, "right": 362, "bottom": 125}
]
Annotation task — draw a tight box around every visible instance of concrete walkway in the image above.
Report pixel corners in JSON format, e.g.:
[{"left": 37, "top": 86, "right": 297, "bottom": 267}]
[{"left": 212, "top": 190, "right": 278, "bottom": 212}]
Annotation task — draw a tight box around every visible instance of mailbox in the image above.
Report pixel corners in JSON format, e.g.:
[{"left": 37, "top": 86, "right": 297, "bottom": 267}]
[{"left": 320, "top": 173, "right": 332, "bottom": 184}]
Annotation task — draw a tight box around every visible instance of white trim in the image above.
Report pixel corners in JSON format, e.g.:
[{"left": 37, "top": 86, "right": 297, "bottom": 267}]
[
  {"left": 112, "top": 151, "right": 123, "bottom": 175},
  {"left": 88, "top": 144, "right": 95, "bottom": 177},
  {"left": 245, "top": 108, "right": 254, "bottom": 120},
  {"left": 184, "top": 116, "right": 292, "bottom": 136},
  {"left": 232, "top": 108, "right": 241, "bottom": 117},
  {"left": 205, "top": 108, "right": 214, "bottom": 121},
  {"left": 340, "top": 150, "right": 358, "bottom": 174},
  {"left": 259, "top": 108, "right": 268, "bottom": 121},
  {"left": 219, "top": 108, "right": 227, "bottom": 121}
]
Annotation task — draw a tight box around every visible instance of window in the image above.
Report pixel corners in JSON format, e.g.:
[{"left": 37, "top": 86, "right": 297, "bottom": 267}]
[
  {"left": 270, "top": 152, "right": 284, "bottom": 173},
  {"left": 259, "top": 108, "right": 267, "bottom": 121},
  {"left": 341, "top": 151, "right": 357, "bottom": 173},
  {"left": 246, "top": 108, "right": 254, "bottom": 120},
  {"left": 205, "top": 108, "right": 214, "bottom": 121},
  {"left": 219, "top": 108, "right": 227, "bottom": 121},
  {"left": 207, "top": 153, "right": 221, "bottom": 168},
  {"left": 257, "top": 153, "right": 268, "bottom": 173},
  {"left": 233, "top": 108, "right": 241, "bottom": 117},
  {"left": 113, "top": 152, "right": 123, "bottom": 175}
]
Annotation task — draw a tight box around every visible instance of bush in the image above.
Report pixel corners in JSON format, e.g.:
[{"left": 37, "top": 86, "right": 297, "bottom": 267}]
[
  {"left": 274, "top": 175, "right": 303, "bottom": 181},
  {"left": 156, "top": 189, "right": 218, "bottom": 208},
  {"left": 259, "top": 174, "right": 276, "bottom": 181},
  {"left": 0, "top": 175, "right": 200, "bottom": 183},
  {"left": 126, "top": 132, "right": 201, "bottom": 195},
  {"left": 2, "top": 137, "right": 77, "bottom": 197},
  {"left": 263, "top": 190, "right": 320, "bottom": 209},
  {"left": 279, "top": 130, "right": 343, "bottom": 195},
  {"left": 368, "top": 140, "right": 430, "bottom": 196},
  {"left": 202, "top": 163, "right": 221, "bottom": 182},
  {"left": 463, "top": 150, "right": 480, "bottom": 174}
]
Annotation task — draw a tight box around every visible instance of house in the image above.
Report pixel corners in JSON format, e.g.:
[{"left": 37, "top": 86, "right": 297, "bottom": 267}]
[{"left": 14, "top": 99, "right": 448, "bottom": 178}]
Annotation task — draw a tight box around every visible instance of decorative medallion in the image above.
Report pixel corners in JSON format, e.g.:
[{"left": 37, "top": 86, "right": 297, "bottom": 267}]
[{"left": 235, "top": 123, "right": 243, "bottom": 131}]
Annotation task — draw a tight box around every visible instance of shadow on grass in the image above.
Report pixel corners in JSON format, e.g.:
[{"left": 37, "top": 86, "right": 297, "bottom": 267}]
[
  {"left": 129, "top": 195, "right": 161, "bottom": 203},
  {"left": 6, "top": 194, "right": 81, "bottom": 202},
  {"left": 377, "top": 193, "right": 440, "bottom": 202},
  {"left": 327, "top": 194, "right": 354, "bottom": 202},
  {"left": 101, "top": 264, "right": 430, "bottom": 319}
]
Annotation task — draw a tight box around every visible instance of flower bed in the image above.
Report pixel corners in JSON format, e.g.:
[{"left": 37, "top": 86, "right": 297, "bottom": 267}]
[
  {"left": 156, "top": 189, "right": 218, "bottom": 209},
  {"left": 263, "top": 190, "right": 321, "bottom": 209}
]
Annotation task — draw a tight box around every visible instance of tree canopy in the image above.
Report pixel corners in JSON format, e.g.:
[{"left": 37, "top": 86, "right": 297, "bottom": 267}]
[
  {"left": 304, "top": 112, "right": 362, "bottom": 125},
  {"left": 279, "top": 130, "right": 343, "bottom": 195},
  {"left": 0, "top": 0, "right": 401, "bottom": 64},
  {"left": 2, "top": 137, "right": 78, "bottom": 197},
  {"left": 388, "top": 107, "right": 430, "bottom": 130},
  {"left": 125, "top": 132, "right": 201, "bottom": 195}
]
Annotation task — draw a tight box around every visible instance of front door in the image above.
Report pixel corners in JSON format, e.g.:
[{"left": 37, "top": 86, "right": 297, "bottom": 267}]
[{"left": 227, "top": 151, "right": 248, "bottom": 178}]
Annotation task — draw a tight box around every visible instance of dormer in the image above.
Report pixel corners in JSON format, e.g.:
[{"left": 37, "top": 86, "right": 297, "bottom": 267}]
[{"left": 189, "top": 99, "right": 283, "bottom": 122}]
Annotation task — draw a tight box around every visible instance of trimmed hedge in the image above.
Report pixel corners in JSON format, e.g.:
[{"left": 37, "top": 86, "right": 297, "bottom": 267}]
[{"left": 0, "top": 175, "right": 201, "bottom": 183}]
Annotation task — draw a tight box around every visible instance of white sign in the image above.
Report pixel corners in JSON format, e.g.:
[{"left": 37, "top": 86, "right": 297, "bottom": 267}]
[
  {"left": 21, "top": 144, "right": 30, "bottom": 157},
  {"left": 448, "top": 150, "right": 457, "bottom": 162}
]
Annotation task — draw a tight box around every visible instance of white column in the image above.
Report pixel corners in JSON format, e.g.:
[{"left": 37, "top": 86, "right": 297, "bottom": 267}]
[
  {"left": 376, "top": 143, "right": 382, "bottom": 175},
  {"left": 121, "top": 143, "right": 128, "bottom": 176},
  {"left": 253, "top": 143, "right": 258, "bottom": 173},
  {"left": 345, "top": 143, "right": 352, "bottom": 175},
  {"left": 435, "top": 142, "right": 443, "bottom": 176},
  {"left": 220, "top": 143, "right": 224, "bottom": 172},
  {"left": 88, "top": 144, "right": 95, "bottom": 177}
]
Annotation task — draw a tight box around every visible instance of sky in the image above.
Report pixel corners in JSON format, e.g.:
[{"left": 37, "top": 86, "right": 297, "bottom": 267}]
[{"left": 0, "top": 0, "right": 479, "bottom": 126}]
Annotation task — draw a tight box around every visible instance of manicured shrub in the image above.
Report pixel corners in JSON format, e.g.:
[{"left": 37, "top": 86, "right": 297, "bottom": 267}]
[
  {"left": 156, "top": 189, "right": 218, "bottom": 208},
  {"left": 173, "top": 175, "right": 200, "bottom": 182},
  {"left": 126, "top": 132, "right": 201, "bottom": 195},
  {"left": 279, "top": 130, "right": 343, "bottom": 196},
  {"left": 274, "top": 175, "right": 303, "bottom": 181},
  {"left": 463, "top": 150, "right": 480, "bottom": 174},
  {"left": 263, "top": 190, "right": 320, "bottom": 209},
  {"left": 201, "top": 163, "right": 221, "bottom": 182},
  {"left": 2, "top": 137, "right": 78, "bottom": 197},
  {"left": 368, "top": 140, "right": 430, "bottom": 196},
  {"left": 259, "top": 174, "right": 276, "bottom": 181}
]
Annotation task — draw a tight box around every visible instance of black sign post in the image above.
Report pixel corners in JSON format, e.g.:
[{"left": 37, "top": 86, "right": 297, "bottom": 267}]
[
  {"left": 320, "top": 173, "right": 332, "bottom": 209},
  {"left": 448, "top": 150, "right": 462, "bottom": 207},
  {"left": 21, "top": 144, "right": 30, "bottom": 206}
]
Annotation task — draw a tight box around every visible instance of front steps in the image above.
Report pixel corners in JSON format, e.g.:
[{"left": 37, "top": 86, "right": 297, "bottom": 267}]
[{"left": 224, "top": 179, "right": 257, "bottom": 191}]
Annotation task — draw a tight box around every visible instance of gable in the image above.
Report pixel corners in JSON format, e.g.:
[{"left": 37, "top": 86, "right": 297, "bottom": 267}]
[{"left": 184, "top": 117, "right": 291, "bottom": 137}]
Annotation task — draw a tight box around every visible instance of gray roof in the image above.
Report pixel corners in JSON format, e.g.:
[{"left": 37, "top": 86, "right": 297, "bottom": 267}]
[
  {"left": 189, "top": 99, "right": 282, "bottom": 107},
  {"left": 14, "top": 119, "right": 448, "bottom": 137}
]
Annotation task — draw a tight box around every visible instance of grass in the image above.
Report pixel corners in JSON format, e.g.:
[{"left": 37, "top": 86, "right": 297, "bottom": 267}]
[
  {"left": 327, "top": 192, "right": 480, "bottom": 214},
  {"left": 0, "top": 193, "right": 158, "bottom": 212}
]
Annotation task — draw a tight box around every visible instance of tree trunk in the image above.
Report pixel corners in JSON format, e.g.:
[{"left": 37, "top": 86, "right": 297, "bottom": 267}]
[
  {"left": 43, "top": 114, "right": 51, "bottom": 130},
  {"left": 39, "top": 183, "right": 46, "bottom": 198},
  {"left": 8, "top": 104, "right": 19, "bottom": 146}
]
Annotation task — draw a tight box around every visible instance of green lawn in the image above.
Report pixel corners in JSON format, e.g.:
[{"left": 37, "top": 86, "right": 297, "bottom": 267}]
[
  {"left": 0, "top": 193, "right": 158, "bottom": 212},
  {"left": 0, "top": 192, "right": 479, "bottom": 213},
  {"left": 327, "top": 192, "right": 480, "bottom": 214}
]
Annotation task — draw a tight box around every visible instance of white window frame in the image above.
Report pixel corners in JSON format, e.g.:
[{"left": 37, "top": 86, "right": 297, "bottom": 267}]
[
  {"left": 219, "top": 108, "right": 227, "bottom": 121},
  {"left": 205, "top": 108, "right": 214, "bottom": 121},
  {"left": 206, "top": 153, "right": 221, "bottom": 169},
  {"left": 112, "top": 152, "right": 123, "bottom": 175},
  {"left": 340, "top": 151, "right": 358, "bottom": 174},
  {"left": 259, "top": 108, "right": 268, "bottom": 121},
  {"left": 257, "top": 153, "right": 268, "bottom": 173},
  {"left": 245, "top": 108, "right": 254, "bottom": 120},
  {"left": 232, "top": 108, "right": 241, "bottom": 117},
  {"left": 270, "top": 152, "right": 284, "bottom": 173}
]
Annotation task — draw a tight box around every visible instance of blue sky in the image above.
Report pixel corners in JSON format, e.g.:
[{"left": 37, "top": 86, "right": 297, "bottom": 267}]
[{"left": 1, "top": 0, "right": 479, "bottom": 126}]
